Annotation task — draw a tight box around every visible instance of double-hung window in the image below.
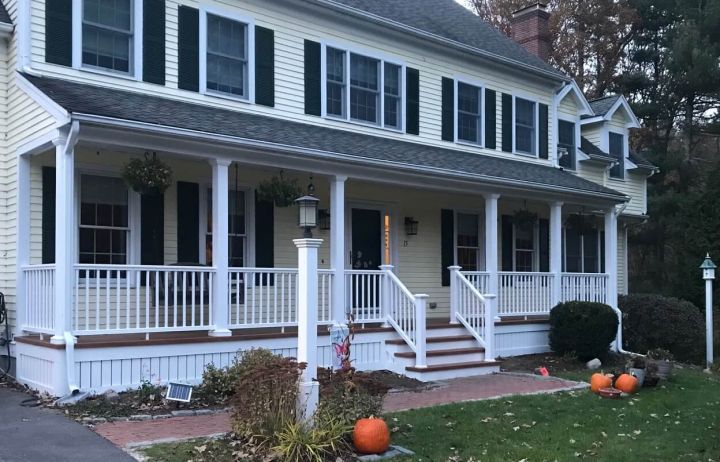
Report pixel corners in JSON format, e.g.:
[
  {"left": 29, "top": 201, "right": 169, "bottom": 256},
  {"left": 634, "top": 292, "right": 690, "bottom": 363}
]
[
  {"left": 514, "top": 224, "right": 535, "bottom": 272},
  {"left": 515, "top": 97, "right": 537, "bottom": 155},
  {"left": 79, "top": 175, "right": 129, "bottom": 265},
  {"left": 456, "top": 213, "right": 481, "bottom": 271},
  {"left": 206, "top": 189, "right": 246, "bottom": 267},
  {"left": 457, "top": 82, "right": 482, "bottom": 144},
  {"left": 564, "top": 228, "right": 600, "bottom": 273},
  {"left": 81, "top": 0, "right": 134, "bottom": 74},
  {"left": 324, "top": 46, "right": 403, "bottom": 129},
  {"left": 609, "top": 132, "right": 625, "bottom": 179},
  {"left": 558, "top": 120, "right": 576, "bottom": 169},
  {"left": 204, "top": 13, "right": 249, "bottom": 98}
]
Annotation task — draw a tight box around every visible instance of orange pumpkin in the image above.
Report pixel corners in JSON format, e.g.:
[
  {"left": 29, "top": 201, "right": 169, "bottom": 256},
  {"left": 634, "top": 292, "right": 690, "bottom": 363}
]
[
  {"left": 353, "top": 417, "right": 391, "bottom": 454},
  {"left": 615, "top": 373, "right": 638, "bottom": 394},
  {"left": 590, "top": 373, "right": 612, "bottom": 393}
]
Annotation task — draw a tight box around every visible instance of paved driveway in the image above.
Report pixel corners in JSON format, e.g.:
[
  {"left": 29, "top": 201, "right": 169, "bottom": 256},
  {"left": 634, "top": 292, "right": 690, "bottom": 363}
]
[{"left": 0, "top": 387, "right": 134, "bottom": 462}]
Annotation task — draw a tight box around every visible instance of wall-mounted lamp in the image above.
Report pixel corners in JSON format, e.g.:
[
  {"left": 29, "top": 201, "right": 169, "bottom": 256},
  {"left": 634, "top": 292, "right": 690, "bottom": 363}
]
[
  {"left": 318, "top": 209, "right": 331, "bottom": 230},
  {"left": 404, "top": 217, "right": 419, "bottom": 236}
]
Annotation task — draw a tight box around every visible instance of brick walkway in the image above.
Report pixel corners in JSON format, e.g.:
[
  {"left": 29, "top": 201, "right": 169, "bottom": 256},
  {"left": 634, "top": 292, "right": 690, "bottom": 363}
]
[{"left": 94, "top": 373, "right": 584, "bottom": 448}]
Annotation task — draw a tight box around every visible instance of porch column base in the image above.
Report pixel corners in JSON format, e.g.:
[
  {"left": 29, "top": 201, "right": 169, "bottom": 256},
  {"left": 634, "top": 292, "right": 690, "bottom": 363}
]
[
  {"left": 297, "top": 380, "right": 319, "bottom": 422},
  {"left": 50, "top": 335, "right": 66, "bottom": 345},
  {"left": 208, "top": 328, "right": 232, "bottom": 337}
]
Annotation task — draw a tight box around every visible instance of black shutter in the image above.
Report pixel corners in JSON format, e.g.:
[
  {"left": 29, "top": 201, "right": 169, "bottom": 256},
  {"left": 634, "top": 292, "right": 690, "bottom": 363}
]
[
  {"left": 143, "top": 0, "right": 166, "bottom": 85},
  {"left": 441, "top": 209, "right": 454, "bottom": 286},
  {"left": 600, "top": 231, "right": 606, "bottom": 273},
  {"left": 176, "top": 182, "right": 199, "bottom": 263},
  {"left": 501, "top": 93, "right": 513, "bottom": 153},
  {"left": 539, "top": 103, "right": 549, "bottom": 159},
  {"left": 405, "top": 67, "right": 420, "bottom": 135},
  {"left": 441, "top": 77, "right": 455, "bottom": 142},
  {"left": 255, "top": 196, "right": 274, "bottom": 268},
  {"left": 41, "top": 167, "right": 56, "bottom": 264},
  {"left": 255, "top": 26, "right": 275, "bottom": 107},
  {"left": 501, "top": 215, "right": 513, "bottom": 271},
  {"left": 141, "top": 193, "right": 165, "bottom": 265},
  {"left": 485, "top": 89, "right": 496, "bottom": 149},
  {"left": 178, "top": 6, "right": 199, "bottom": 92},
  {"left": 539, "top": 218, "right": 549, "bottom": 272},
  {"left": 45, "top": 0, "right": 72, "bottom": 66},
  {"left": 304, "top": 40, "right": 322, "bottom": 116}
]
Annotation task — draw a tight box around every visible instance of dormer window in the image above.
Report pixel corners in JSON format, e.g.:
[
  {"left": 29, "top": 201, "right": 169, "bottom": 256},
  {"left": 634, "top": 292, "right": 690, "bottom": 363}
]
[
  {"left": 558, "top": 120, "right": 576, "bottom": 169},
  {"left": 323, "top": 45, "right": 403, "bottom": 129},
  {"left": 609, "top": 132, "right": 625, "bottom": 179},
  {"left": 82, "top": 0, "right": 134, "bottom": 73}
]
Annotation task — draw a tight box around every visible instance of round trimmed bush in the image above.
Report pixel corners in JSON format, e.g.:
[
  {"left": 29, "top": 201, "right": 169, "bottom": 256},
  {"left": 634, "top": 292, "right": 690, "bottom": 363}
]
[
  {"left": 549, "top": 301, "right": 618, "bottom": 361},
  {"left": 619, "top": 294, "right": 704, "bottom": 364}
]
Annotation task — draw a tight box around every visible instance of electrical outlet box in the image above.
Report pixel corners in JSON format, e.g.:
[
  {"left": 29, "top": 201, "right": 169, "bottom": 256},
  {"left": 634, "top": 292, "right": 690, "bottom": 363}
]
[{"left": 429, "top": 302, "right": 437, "bottom": 309}]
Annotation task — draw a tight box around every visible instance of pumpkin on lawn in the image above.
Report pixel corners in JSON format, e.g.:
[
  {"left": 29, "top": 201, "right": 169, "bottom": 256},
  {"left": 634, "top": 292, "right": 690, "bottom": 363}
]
[
  {"left": 590, "top": 373, "right": 613, "bottom": 393},
  {"left": 353, "top": 416, "right": 391, "bottom": 454},
  {"left": 615, "top": 373, "right": 639, "bottom": 394}
]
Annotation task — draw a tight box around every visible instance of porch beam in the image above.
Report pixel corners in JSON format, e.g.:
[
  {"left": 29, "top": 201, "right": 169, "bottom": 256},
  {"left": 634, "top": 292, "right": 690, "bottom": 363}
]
[
  {"left": 484, "top": 193, "right": 500, "bottom": 301},
  {"left": 209, "top": 159, "right": 232, "bottom": 337},
  {"left": 549, "top": 201, "right": 563, "bottom": 307},
  {"left": 51, "top": 123, "right": 79, "bottom": 344},
  {"left": 330, "top": 175, "right": 347, "bottom": 323}
]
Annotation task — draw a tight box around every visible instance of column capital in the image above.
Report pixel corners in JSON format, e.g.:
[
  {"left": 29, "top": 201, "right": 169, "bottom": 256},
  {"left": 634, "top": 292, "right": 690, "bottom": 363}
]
[
  {"left": 52, "top": 135, "right": 68, "bottom": 147},
  {"left": 549, "top": 200, "right": 564, "bottom": 209},
  {"left": 448, "top": 265, "right": 462, "bottom": 271},
  {"left": 293, "top": 238, "right": 324, "bottom": 249},
  {"left": 379, "top": 264, "right": 394, "bottom": 271},
  {"left": 208, "top": 158, "right": 232, "bottom": 167},
  {"left": 332, "top": 175, "right": 348, "bottom": 183},
  {"left": 483, "top": 193, "right": 501, "bottom": 201}
]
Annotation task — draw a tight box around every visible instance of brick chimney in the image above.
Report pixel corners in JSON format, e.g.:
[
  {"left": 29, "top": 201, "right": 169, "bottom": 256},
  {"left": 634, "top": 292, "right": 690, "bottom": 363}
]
[{"left": 510, "top": 3, "right": 551, "bottom": 61}]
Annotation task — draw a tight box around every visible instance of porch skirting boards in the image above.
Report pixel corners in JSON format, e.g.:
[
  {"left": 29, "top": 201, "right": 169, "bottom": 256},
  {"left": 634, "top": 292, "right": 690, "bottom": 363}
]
[{"left": 14, "top": 321, "right": 550, "bottom": 396}]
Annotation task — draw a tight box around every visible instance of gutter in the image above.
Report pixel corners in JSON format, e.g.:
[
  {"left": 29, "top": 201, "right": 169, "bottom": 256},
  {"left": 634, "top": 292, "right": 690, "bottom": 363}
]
[
  {"left": 305, "top": 0, "right": 569, "bottom": 84},
  {"left": 71, "top": 113, "right": 629, "bottom": 203}
]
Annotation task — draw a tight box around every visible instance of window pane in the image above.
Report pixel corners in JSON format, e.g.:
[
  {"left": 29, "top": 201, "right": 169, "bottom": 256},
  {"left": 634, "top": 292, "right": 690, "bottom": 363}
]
[
  {"left": 457, "top": 213, "right": 479, "bottom": 247},
  {"left": 350, "top": 54, "right": 379, "bottom": 90},
  {"left": 515, "top": 98, "right": 536, "bottom": 154},
  {"left": 229, "top": 236, "right": 245, "bottom": 267},
  {"left": 84, "top": 0, "right": 131, "bottom": 31},
  {"left": 515, "top": 226, "right": 534, "bottom": 250},
  {"left": 583, "top": 231, "right": 599, "bottom": 273},
  {"left": 558, "top": 120, "right": 575, "bottom": 169},
  {"left": 515, "top": 250, "right": 533, "bottom": 272},
  {"left": 457, "top": 83, "right": 480, "bottom": 115},
  {"left": 457, "top": 83, "right": 481, "bottom": 143},
  {"left": 565, "top": 229, "right": 582, "bottom": 272},
  {"left": 82, "top": 0, "right": 132, "bottom": 73},
  {"left": 457, "top": 248, "right": 478, "bottom": 271},
  {"left": 350, "top": 88, "right": 379, "bottom": 123},
  {"left": 326, "top": 48, "right": 346, "bottom": 117},
  {"left": 384, "top": 63, "right": 401, "bottom": 128},
  {"left": 206, "top": 14, "right": 247, "bottom": 97},
  {"left": 350, "top": 54, "right": 379, "bottom": 123},
  {"left": 81, "top": 175, "right": 128, "bottom": 205},
  {"left": 609, "top": 132, "right": 624, "bottom": 178},
  {"left": 229, "top": 190, "right": 246, "bottom": 235}
]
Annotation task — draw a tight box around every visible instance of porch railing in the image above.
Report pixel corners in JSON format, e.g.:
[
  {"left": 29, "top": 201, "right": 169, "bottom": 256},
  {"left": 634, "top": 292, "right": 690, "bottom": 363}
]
[
  {"left": 561, "top": 273, "right": 609, "bottom": 304},
  {"left": 21, "top": 265, "right": 56, "bottom": 335},
  {"left": 345, "top": 269, "right": 385, "bottom": 323},
  {"left": 73, "top": 265, "right": 216, "bottom": 335},
  {"left": 498, "top": 272, "right": 555, "bottom": 316},
  {"left": 451, "top": 269, "right": 494, "bottom": 358},
  {"left": 382, "top": 266, "right": 427, "bottom": 367}
]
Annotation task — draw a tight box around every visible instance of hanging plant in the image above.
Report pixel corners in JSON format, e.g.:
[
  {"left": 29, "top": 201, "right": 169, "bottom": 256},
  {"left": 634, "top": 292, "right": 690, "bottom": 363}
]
[
  {"left": 256, "top": 171, "right": 303, "bottom": 207},
  {"left": 513, "top": 209, "right": 538, "bottom": 230},
  {"left": 565, "top": 213, "right": 598, "bottom": 235},
  {"left": 122, "top": 152, "right": 173, "bottom": 195}
]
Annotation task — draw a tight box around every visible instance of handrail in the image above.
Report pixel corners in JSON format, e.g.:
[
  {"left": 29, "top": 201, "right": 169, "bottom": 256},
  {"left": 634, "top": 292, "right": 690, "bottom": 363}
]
[
  {"left": 380, "top": 266, "right": 427, "bottom": 367},
  {"left": 450, "top": 267, "right": 496, "bottom": 359}
]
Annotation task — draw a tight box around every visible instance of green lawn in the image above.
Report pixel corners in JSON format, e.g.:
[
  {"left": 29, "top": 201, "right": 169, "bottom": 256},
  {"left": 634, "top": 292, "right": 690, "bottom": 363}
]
[{"left": 139, "top": 368, "right": 720, "bottom": 461}]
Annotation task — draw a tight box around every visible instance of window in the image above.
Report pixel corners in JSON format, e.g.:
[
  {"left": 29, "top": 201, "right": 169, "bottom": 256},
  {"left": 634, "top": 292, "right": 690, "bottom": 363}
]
[
  {"left": 515, "top": 97, "right": 536, "bottom": 155},
  {"left": 81, "top": 0, "right": 133, "bottom": 73},
  {"left": 324, "top": 46, "right": 403, "bottom": 129},
  {"left": 558, "top": 120, "right": 576, "bottom": 169},
  {"left": 456, "top": 213, "right": 481, "bottom": 271},
  {"left": 79, "top": 175, "right": 129, "bottom": 265},
  {"left": 205, "top": 14, "right": 249, "bottom": 98},
  {"left": 564, "top": 228, "right": 600, "bottom": 273},
  {"left": 206, "top": 189, "right": 246, "bottom": 267},
  {"left": 457, "top": 82, "right": 482, "bottom": 144},
  {"left": 609, "top": 132, "right": 625, "bottom": 178},
  {"left": 514, "top": 223, "right": 535, "bottom": 271}
]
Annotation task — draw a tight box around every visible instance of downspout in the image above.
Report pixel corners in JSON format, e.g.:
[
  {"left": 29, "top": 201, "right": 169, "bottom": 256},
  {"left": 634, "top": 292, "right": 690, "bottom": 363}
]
[
  {"left": 611, "top": 202, "right": 640, "bottom": 356},
  {"left": 17, "top": 0, "right": 43, "bottom": 77}
]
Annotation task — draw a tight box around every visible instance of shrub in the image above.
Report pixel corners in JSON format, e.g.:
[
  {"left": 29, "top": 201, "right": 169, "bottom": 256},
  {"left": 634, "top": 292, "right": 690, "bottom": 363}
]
[
  {"left": 549, "top": 301, "right": 618, "bottom": 361},
  {"left": 230, "top": 349, "right": 303, "bottom": 446},
  {"left": 317, "top": 368, "right": 389, "bottom": 427},
  {"left": 619, "top": 294, "right": 704, "bottom": 364},
  {"left": 198, "top": 348, "right": 280, "bottom": 404},
  {"left": 272, "top": 416, "right": 351, "bottom": 462}
]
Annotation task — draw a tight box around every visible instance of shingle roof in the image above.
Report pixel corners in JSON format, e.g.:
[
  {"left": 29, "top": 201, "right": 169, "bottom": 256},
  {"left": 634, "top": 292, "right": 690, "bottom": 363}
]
[
  {"left": 588, "top": 95, "right": 621, "bottom": 117},
  {"left": 629, "top": 150, "right": 657, "bottom": 171},
  {"left": 580, "top": 137, "right": 614, "bottom": 163},
  {"left": 0, "top": 1, "right": 12, "bottom": 25},
  {"left": 23, "top": 74, "right": 626, "bottom": 200},
  {"left": 307, "top": 0, "right": 566, "bottom": 80}
]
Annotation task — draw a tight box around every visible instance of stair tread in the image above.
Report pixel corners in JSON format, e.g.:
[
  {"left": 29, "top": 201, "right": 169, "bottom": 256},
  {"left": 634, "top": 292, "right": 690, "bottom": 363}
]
[
  {"left": 406, "top": 360, "right": 501, "bottom": 372},
  {"left": 386, "top": 335, "right": 476, "bottom": 345},
  {"left": 395, "top": 347, "right": 485, "bottom": 358}
]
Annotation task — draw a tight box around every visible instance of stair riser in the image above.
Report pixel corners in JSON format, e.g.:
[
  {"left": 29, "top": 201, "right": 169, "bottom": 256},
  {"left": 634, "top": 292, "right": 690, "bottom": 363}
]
[
  {"left": 404, "top": 364, "right": 501, "bottom": 382},
  {"left": 393, "top": 352, "right": 486, "bottom": 367},
  {"left": 425, "top": 326, "right": 472, "bottom": 337},
  {"left": 389, "top": 339, "right": 481, "bottom": 353}
]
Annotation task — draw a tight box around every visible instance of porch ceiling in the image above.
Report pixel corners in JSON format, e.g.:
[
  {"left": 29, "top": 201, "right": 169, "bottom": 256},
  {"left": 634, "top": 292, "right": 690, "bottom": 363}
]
[{"left": 23, "top": 74, "right": 628, "bottom": 203}]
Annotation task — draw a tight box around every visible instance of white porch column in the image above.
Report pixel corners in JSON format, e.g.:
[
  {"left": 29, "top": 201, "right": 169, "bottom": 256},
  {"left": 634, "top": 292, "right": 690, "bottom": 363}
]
[
  {"left": 330, "top": 175, "right": 347, "bottom": 323},
  {"left": 484, "top": 194, "right": 500, "bottom": 303},
  {"left": 15, "top": 154, "right": 31, "bottom": 337},
  {"left": 51, "top": 126, "right": 78, "bottom": 344},
  {"left": 209, "top": 159, "right": 232, "bottom": 337},
  {"left": 448, "top": 266, "right": 461, "bottom": 324},
  {"left": 604, "top": 207, "right": 618, "bottom": 309},
  {"left": 549, "top": 201, "right": 563, "bottom": 307},
  {"left": 294, "top": 238, "right": 323, "bottom": 421}
]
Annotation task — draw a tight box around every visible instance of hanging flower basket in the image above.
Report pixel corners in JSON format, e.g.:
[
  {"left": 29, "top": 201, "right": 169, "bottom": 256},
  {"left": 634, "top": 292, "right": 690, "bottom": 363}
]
[
  {"left": 513, "top": 209, "right": 538, "bottom": 230},
  {"left": 565, "top": 214, "right": 597, "bottom": 235},
  {"left": 256, "top": 171, "right": 303, "bottom": 207},
  {"left": 123, "top": 152, "right": 173, "bottom": 195}
]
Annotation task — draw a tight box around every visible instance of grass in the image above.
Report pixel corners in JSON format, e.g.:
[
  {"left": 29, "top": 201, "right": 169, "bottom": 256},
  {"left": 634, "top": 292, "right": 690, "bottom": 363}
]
[{"left": 138, "top": 437, "right": 234, "bottom": 462}]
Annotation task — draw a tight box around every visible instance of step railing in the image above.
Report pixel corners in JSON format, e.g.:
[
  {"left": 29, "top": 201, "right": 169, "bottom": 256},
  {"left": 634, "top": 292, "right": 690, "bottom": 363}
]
[
  {"left": 380, "top": 265, "right": 427, "bottom": 368},
  {"left": 561, "top": 273, "right": 609, "bottom": 304},
  {"left": 451, "top": 267, "right": 495, "bottom": 359},
  {"left": 21, "top": 265, "right": 56, "bottom": 335}
]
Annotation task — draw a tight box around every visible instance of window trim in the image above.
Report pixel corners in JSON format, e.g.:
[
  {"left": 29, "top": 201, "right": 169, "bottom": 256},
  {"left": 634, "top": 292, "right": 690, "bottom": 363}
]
[
  {"left": 607, "top": 130, "right": 626, "bottom": 180},
  {"left": 562, "top": 227, "right": 602, "bottom": 273},
  {"left": 320, "top": 40, "right": 406, "bottom": 132},
  {"left": 557, "top": 115, "right": 579, "bottom": 171},
  {"left": 72, "top": 0, "right": 143, "bottom": 79},
  {"left": 453, "top": 76, "right": 485, "bottom": 147},
  {"left": 199, "top": 5, "right": 256, "bottom": 103},
  {"left": 453, "top": 210, "right": 485, "bottom": 271},
  {"left": 512, "top": 94, "right": 541, "bottom": 157}
]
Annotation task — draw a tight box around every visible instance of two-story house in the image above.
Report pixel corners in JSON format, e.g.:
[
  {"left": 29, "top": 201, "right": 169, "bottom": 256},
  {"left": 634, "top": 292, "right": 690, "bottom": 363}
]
[{"left": 0, "top": 0, "right": 655, "bottom": 396}]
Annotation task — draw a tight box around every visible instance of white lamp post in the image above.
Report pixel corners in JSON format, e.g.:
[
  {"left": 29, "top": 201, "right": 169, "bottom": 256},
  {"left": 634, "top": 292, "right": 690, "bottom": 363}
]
[{"left": 700, "top": 253, "right": 716, "bottom": 370}]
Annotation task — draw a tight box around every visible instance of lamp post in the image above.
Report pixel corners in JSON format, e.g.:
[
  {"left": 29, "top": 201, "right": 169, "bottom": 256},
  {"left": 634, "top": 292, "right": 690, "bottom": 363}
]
[{"left": 700, "top": 253, "right": 716, "bottom": 370}]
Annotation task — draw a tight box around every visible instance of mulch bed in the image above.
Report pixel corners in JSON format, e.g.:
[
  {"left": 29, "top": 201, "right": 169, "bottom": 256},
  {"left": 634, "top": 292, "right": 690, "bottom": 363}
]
[
  {"left": 499, "top": 352, "right": 629, "bottom": 376},
  {"left": 355, "top": 370, "right": 428, "bottom": 392}
]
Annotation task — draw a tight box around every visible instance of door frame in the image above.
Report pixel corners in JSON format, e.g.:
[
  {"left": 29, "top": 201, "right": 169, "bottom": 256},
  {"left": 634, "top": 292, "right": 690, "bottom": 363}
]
[{"left": 345, "top": 201, "right": 399, "bottom": 271}]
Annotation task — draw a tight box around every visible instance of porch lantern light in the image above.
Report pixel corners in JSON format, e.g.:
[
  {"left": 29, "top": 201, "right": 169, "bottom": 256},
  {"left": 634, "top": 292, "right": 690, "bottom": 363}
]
[
  {"left": 318, "top": 209, "right": 331, "bottom": 230},
  {"left": 701, "top": 253, "right": 716, "bottom": 280},
  {"left": 295, "top": 195, "right": 320, "bottom": 238},
  {"left": 404, "top": 217, "right": 419, "bottom": 236}
]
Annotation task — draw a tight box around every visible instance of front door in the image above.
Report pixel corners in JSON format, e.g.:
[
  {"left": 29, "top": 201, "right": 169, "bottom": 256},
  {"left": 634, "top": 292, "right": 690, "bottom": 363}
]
[{"left": 350, "top": 208, "right": 383, "bottom": 317}]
